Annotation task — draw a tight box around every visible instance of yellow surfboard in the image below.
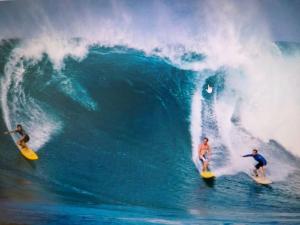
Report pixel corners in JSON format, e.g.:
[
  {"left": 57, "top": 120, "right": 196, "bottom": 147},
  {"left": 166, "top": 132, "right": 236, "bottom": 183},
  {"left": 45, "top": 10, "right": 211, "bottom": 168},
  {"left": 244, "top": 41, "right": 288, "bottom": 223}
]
[
  {"left": 200, "top": 171, "right": 215, "bottom": 179},
  {"left": 17, "top": 144, "right": 38, "bottom": 160}
]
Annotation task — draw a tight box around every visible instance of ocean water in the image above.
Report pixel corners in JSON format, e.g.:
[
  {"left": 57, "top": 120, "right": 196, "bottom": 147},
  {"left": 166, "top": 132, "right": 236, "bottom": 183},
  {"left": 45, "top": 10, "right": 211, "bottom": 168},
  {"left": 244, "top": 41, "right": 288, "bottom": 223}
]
[
  {"left": 0, "top": 38, "right": 299, "bottom": 224},
  {"left": 0, "top": 1, "right": 300, "bottom": 224}
]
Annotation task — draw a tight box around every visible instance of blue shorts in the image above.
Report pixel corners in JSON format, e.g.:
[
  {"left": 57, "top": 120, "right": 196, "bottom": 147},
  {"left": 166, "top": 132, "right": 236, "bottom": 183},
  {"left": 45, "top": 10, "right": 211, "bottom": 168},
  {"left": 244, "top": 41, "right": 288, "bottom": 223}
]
[{"left": 255, "top": 161, "right": 266, "bottom": 169}]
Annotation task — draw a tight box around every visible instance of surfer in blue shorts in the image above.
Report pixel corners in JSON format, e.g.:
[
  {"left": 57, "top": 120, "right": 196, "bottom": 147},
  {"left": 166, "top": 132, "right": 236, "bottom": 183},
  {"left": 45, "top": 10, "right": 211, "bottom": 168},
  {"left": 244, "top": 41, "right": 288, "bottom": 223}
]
[
  {"left": 243, "top": 149, "right": 267, "bottom": 177},
  {"left": 4, "top": 124, "right": 30, "bottom": 148}
]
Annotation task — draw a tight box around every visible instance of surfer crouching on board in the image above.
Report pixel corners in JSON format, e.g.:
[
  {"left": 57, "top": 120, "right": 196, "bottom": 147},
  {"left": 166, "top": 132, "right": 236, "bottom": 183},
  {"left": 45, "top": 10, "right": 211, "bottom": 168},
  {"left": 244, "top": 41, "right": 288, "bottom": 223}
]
[
  {"left": 198, "top": 137, "right": 211, "bottom": 172},
  {"left": 4, "top": 124, "right": 30, "bottom": 148},
  {"left": 243, "top": 149, "right": 267, "bottom": 177}
]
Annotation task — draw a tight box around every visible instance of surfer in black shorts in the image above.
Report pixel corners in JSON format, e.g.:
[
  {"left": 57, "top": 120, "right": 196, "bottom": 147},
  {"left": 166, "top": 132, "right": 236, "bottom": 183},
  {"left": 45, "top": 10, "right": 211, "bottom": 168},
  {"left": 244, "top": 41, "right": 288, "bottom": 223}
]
[
  {"left": 198, "top": 137, "right": 211, "bottom": 172},
  {"left": 4, "top": 124, "right": 30, "bottom": 147}
]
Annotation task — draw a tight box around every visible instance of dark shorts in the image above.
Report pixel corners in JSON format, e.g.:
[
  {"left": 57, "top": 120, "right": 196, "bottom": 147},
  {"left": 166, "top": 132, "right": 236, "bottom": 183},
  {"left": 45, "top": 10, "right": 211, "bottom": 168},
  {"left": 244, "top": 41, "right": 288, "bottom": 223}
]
[
  {"left": 22, "top": 135, "right": 30, "bottom": 143},
  {"left": 255, "top": 161, "right": 266, "bottom": 169},
  {"left": 199, "top": 155, "right": 207, "bottom": 163}
]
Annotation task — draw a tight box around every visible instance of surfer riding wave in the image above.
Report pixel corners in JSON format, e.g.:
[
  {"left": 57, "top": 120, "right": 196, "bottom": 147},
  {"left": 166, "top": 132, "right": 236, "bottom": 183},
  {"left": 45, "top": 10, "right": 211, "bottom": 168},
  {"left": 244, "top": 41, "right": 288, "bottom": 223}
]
[{"left": 4, "top": 124, "right": 30, "bottom": 148}]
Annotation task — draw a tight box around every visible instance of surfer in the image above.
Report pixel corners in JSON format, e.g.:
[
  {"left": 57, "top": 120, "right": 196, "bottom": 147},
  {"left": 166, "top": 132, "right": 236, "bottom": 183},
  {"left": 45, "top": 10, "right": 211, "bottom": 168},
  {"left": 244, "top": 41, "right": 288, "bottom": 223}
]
[
  {"left": 198, "top": 137, "right": 211, "bottom": 172},
  {"left": 4, "top": 124, "right": 30, "bottom": 148},
  {"left": 242, "top": 149, "right": 267, "bottom": 177}
]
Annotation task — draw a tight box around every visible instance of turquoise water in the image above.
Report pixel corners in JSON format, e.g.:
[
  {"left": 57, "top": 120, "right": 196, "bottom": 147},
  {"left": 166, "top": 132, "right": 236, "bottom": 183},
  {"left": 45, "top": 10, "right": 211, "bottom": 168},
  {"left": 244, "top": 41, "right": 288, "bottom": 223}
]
[{"left": 0, "top": 39, "right": 299, "bottom": 224}]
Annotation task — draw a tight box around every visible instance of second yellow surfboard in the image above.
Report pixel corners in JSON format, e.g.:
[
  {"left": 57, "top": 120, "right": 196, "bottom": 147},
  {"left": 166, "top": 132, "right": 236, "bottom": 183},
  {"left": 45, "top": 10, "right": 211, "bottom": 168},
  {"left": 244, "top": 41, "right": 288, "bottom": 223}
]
[{"left": 200, "top": 171, "right": 215, "bottom": 179}]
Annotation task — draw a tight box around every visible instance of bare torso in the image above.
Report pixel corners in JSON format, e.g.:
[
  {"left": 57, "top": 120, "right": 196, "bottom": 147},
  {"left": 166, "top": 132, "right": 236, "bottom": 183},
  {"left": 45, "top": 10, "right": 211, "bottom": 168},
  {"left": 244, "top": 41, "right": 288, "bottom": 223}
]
[{"left": 198, "top": 143, "right": 210, "bottom": 157}]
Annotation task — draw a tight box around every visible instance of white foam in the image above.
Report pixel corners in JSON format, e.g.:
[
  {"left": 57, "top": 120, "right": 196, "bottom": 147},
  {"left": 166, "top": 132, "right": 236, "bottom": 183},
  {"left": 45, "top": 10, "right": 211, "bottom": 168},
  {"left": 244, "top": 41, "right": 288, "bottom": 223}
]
[
  {"left": 186, "top": 2, "right": 300, "bottom": 178},
  {"left": 0, "top": 37, "right": 100, "bottom": 148},
  {"left": 20, "top": 36, "right": 90, "bottom": 70},
  {"left": 231, "top": 53, "right": 300, "bottom": 158},
  {"left": 186, "top": 3, "right": 300, "bottom": 181},
  {"left": 1, "top": 48, "right": 62, "bottom": 151},
  {"left": 190, "top": 88, "right": 202, "bottom": 171},
  {"left": 121, "top": 217, "right": 183, "bottom": 225}
]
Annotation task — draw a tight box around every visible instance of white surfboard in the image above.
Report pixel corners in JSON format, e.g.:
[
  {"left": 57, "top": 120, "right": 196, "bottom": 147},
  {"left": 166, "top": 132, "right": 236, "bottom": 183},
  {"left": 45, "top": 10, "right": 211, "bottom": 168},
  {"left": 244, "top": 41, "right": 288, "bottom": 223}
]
[{"left": 250, "top": 174, "right": 272, "bottom": 185}]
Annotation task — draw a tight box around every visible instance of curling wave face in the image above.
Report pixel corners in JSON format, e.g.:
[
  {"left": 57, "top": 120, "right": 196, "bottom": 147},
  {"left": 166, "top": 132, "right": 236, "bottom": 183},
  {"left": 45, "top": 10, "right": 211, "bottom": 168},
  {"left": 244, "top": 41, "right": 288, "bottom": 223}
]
[{"left": 0, "top": 38, "right": 299, "bottom": 224}]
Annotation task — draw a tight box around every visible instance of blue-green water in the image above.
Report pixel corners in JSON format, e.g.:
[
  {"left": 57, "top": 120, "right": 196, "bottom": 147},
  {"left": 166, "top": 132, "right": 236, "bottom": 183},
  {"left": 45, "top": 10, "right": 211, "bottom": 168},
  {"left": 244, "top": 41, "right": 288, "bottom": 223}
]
[{"left": 0, "top": 38, "right": 299, "bottom": 224}]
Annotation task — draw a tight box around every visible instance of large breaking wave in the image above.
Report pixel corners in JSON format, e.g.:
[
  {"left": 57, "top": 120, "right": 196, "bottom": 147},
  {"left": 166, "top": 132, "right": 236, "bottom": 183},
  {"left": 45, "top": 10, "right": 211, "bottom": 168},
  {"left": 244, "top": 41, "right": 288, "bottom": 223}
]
[{"left": 0, "top": 0, "right": 300, "bottom": 223}]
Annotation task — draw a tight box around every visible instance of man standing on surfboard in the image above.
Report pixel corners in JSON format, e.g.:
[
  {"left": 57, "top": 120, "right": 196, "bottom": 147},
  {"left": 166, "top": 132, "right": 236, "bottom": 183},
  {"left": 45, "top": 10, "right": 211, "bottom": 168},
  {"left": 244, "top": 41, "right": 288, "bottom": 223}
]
[
  {"left": 4, "top": 124, "right": 30, "bottom": 148},
  {"left": 198, "top": 137, "right": 211, "bottom": 172},
  {"left": 243, "top": 149, "right": 267, "bottom": 177}
]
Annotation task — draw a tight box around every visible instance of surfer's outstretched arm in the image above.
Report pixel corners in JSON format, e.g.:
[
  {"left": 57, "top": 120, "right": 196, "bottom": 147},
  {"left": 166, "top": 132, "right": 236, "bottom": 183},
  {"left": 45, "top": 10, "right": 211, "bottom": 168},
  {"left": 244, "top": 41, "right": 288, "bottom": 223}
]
[{"left": 242, "top": 154, "right": 253, "bottom": 157}]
